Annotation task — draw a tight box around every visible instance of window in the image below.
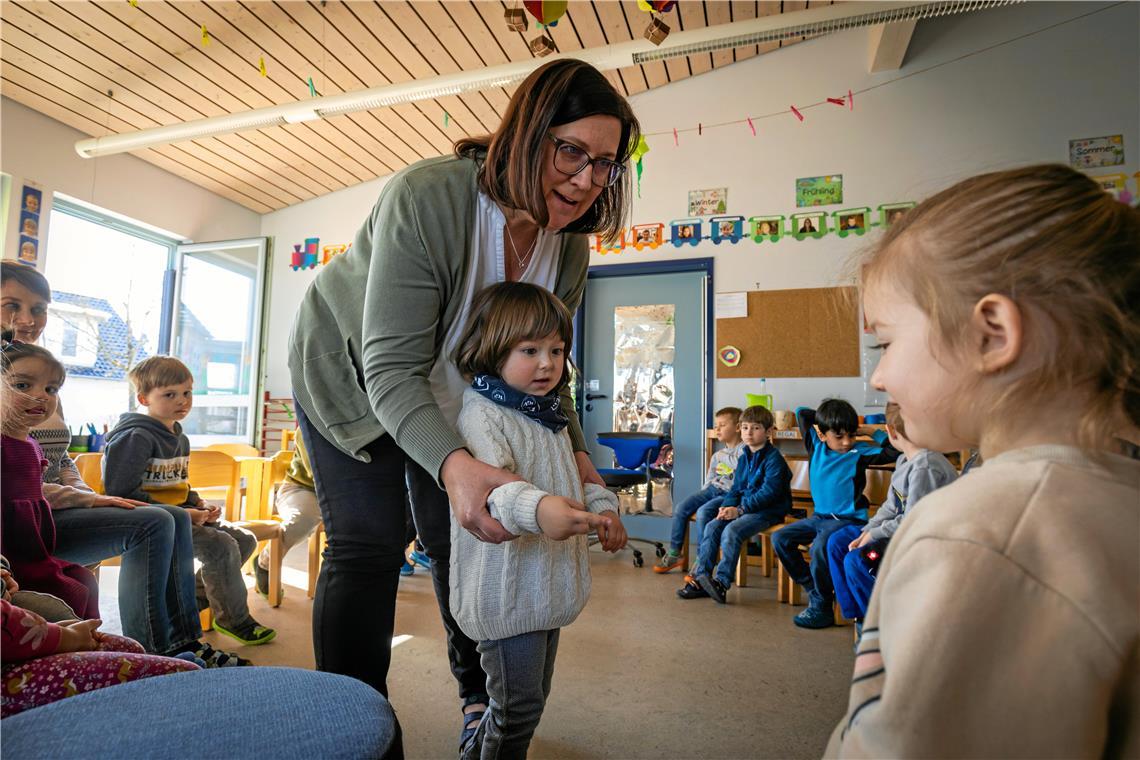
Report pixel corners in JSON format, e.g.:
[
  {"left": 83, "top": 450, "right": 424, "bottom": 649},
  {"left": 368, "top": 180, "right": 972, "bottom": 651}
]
[{"left": 43, "top": 197, "right": 268, "bottom": 446}]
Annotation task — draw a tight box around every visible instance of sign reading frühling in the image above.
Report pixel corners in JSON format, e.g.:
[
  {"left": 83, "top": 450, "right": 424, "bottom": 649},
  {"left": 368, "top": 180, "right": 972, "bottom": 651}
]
[
  {"left": 1069, "top": 135, "right": 1125, "bottom": 169},
  {"left": 795, "top": 175, "right": 843, "bottom": 208}
]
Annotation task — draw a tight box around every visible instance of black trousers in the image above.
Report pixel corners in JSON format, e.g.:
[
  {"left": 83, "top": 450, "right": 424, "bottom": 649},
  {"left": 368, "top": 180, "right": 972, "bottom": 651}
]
[{"left": 297, "top": 403, "right": 487, "bottom": 705}]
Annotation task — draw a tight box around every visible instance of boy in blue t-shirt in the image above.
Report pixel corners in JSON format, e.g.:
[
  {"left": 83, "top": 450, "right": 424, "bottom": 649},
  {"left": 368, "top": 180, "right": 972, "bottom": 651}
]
[
  {"left": 772, "top": 399, "right": 900, "bottom": 629},
  {"left": 677, "top": 405, "right": 792, "bottom": 603},
  {"left": 655, "top": 407, "right": 743, "bottom": 573}
]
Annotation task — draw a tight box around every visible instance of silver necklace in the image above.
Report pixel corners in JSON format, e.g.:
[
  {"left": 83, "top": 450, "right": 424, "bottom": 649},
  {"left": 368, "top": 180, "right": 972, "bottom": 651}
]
[{"left": 504, "top": 220, "right": 538, "bottom": 273}]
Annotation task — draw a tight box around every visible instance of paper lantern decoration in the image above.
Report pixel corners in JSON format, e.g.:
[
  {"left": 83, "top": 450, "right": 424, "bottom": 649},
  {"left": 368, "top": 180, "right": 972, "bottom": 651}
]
[
  {"left": 504, "top": 6, "right": 527, "bottom": 32},
  {"left": 719, "top": 346, "right": 741, "bottom": 367},
  {"left": 524, "top": 0, "right": 567, "bottom": 28},
  {"left": 528, "top": 34, "right": 556, "bottom": 57}
]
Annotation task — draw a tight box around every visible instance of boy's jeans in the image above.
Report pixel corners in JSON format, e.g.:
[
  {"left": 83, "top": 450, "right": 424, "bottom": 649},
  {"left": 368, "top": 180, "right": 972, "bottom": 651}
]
[
  {"left": 192, "top": 521, "right": 257, "bottom": 630},
  {"left": 692, "top": 504, "right": 783, "bottom": 588},
  {"left": 463, "top": 629, "right": 560, "bottom": 760},
  {"left": 53, "top": 504, "right": 201, "bottom": 655},
  {"left": 826, "top": 525, "right": 876, "bottom": 620},
  {"left": 668, "top": 485, "right": 725, "bottom": 553},
  {"left": 772, "top": 515, "right": 865, "bottom": 609}
]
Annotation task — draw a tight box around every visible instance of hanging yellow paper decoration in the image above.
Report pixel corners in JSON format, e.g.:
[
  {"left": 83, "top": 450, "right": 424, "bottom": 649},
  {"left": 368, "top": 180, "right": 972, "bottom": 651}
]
[
  {"left": 201, "top": 25, "right": 210, "bottom": 47},
  {"left": 629, "top": 135, "right": 650, "bottom": 198}
]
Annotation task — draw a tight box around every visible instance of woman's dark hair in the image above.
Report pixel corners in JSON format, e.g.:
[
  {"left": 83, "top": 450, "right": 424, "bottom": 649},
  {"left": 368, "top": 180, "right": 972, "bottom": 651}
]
[
  {"left": 455, "top": 59, "right": 640, "bottom": 241},
  {"left": 453, "top": 282, "right": 574, "bottom": 394},
  {"left": 816, "top": 398, "right": 859, "bottom": 435},
  {"left": 1, "top": 261, "right": 52, "bottom": 302}
]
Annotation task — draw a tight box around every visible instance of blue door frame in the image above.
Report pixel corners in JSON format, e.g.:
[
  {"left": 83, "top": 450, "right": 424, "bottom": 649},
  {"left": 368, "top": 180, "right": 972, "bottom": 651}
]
[{"left": 573, "top": 256, "right": 715, "bottom": 431}]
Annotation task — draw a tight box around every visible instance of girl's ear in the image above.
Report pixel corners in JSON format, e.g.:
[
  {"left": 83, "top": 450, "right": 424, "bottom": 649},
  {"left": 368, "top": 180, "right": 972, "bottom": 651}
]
[{"left": 970, "top": 293, "right": 1023, "bottom": 374}]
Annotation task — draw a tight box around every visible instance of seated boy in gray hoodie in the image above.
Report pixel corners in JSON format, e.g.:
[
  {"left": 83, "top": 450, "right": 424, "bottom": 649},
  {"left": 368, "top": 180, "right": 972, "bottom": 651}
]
[{"left": 104, "top": 356, "right": 274, "bottom": 647}]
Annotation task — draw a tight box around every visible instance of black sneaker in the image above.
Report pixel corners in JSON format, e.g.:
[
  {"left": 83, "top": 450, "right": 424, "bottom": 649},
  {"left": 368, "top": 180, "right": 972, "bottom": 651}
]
[
  {"left": 192, "top": 642, "right": 252, "bottom": 668},
  {"left": 697, "top": 574, "right": 728, "bottom": 604},
  {"left": 677, "top": 580, "right": 709, "bottom": 599}
]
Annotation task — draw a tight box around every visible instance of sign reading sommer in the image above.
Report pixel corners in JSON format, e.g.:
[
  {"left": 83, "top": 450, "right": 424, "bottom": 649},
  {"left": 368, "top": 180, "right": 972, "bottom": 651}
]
[
  {"left": 1069, "top": 135, "right": 1125, "bottom": 169},
  {"left": 795, "top": 175, "right": 843, "bottom": 208}
]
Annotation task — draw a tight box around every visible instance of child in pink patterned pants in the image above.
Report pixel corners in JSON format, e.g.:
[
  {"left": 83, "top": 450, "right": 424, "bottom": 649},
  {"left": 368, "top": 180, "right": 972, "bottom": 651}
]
[{"left": 2, "top": 598, "right": 200, "bottom": 717}]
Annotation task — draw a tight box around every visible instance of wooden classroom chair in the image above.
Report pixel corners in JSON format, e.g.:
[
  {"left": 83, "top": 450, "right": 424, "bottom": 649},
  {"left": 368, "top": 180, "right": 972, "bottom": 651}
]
[
  {"left": 73, "top": 452, "right": 104, "bottom": 495},
  {"left": 188, "top": 450, "right": 284, "bottom": 628},
  {"left": 205, "top": 443, "right": 262, "bottom": 458}
]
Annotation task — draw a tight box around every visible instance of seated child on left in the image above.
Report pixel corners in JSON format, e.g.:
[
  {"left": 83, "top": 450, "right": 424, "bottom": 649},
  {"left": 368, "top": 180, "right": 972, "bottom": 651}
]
[
  {"left": 0, "top": 340, "right": 99, "bottom": 620},
  {"left": 678, "top": 405, "right": 792, "bottom": 603},
  {"left": 656, "top": 406, "right": 743, "bottom": 573},
  {"left": 103, "top": 356, "right": 275, "bottom": 647}
]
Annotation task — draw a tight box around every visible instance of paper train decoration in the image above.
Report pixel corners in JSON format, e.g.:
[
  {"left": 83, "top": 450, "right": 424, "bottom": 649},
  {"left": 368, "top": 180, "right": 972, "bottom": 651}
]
[
  {"left": 290, "top": 238, "right": 351, "bottom": 271},
  {"left": 590, "top": 202, "right": 916, "bottom": 255},
  {"left": 718, "top": 345, "right": 741, "bottom": 367}
]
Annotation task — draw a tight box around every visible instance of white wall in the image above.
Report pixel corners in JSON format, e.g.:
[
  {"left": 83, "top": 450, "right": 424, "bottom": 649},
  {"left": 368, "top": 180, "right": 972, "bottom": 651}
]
[
  {"left": 258, "top": 175, "right": 393, "bottom": 397},
  {"left": 615, "top": 0, "right": 1138, "bottom": 414},
  {"left": 257, "top": 1, "right": 1138, "bottom": 411},
  {"left": 1, "top": 97, "right": 261, "bottom": 265}
]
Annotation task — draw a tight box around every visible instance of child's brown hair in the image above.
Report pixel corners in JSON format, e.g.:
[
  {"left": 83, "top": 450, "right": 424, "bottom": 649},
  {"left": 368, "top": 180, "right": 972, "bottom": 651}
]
[
  {"left": 861, "top": 164, "right": 1140, "bottom": 449},
  {"left": 129, "top": 356, "right": 193, "bottom": 396},
  {"left": 884, "top": 401, "right": 906, "bottom": 440},
  {"left": 453, "top": 282, "right": 574, "bottom": 393},
  {"left": 715, "top": 406, "right": 742, "bottom": 424},
  {"left": 740, "top": 404, "right": 774, "bottom": 429}
]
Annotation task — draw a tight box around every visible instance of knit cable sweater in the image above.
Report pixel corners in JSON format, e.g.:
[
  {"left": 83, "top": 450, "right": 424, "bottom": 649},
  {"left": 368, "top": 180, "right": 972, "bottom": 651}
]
[{"left": 450, "top": 388, "right": 618, "bottom": 642}]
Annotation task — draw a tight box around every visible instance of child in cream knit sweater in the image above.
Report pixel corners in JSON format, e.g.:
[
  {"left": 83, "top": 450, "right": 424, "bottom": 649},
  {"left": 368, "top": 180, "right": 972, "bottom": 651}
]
[{"left": 450, "top": 282, "right": 627, "bottom": 760}]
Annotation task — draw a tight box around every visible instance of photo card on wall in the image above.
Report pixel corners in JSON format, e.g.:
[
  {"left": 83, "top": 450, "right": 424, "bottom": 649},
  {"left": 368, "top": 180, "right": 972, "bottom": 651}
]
[{"left": 749, "top": 215, "right": 784, "bottom": 243}]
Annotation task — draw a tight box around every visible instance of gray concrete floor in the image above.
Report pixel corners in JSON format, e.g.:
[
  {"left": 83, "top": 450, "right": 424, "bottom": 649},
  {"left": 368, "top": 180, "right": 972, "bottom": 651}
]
[{"left": 99, "top": 545, "right": 854, "bottom": 759}]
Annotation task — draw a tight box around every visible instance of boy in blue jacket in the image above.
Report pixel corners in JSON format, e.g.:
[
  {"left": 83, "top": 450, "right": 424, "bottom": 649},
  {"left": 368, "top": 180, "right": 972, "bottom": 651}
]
[
  {"left": 678, "top": 405, "right": 792, "bottom": 603},
  {"left": 772, "top": 399, "right": 900, "bottom": 628}
]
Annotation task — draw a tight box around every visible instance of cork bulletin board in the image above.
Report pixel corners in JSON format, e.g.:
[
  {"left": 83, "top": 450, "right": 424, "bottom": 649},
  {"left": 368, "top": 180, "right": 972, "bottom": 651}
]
[{"left": 716, "top": 286, "right": 860, "bottom": 378}]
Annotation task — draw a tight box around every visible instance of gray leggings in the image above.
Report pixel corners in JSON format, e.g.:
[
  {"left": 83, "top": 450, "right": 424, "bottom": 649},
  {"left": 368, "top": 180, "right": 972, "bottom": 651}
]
[
  {"left": 464, "top": 629, "right": 560, "bottom": 760},
  {"left": 192, "top": 521, "right": 257, "bottom": 630}
]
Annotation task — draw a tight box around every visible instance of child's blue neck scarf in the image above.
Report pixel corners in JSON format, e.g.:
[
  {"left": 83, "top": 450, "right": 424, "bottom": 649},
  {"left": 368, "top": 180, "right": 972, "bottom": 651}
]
[{"left": 471, "top": 374, "right": 568, "bottom": 433}]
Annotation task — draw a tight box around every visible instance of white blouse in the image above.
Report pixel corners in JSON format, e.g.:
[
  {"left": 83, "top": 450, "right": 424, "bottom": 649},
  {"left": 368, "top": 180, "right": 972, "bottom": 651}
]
[{"left": 429, "top": 192, "right": 562, "bottom": 425}]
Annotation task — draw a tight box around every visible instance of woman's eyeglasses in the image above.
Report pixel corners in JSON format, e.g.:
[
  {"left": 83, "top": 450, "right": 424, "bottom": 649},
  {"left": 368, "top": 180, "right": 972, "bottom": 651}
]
[{"left": 547, "top": 135, "right": 625, "bottom": 188}]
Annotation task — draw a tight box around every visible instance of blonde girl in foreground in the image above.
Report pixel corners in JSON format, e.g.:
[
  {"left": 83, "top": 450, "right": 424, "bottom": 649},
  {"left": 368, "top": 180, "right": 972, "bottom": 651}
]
[{"left": 828, "top": 164, "right": 1139, "bottom": 758}]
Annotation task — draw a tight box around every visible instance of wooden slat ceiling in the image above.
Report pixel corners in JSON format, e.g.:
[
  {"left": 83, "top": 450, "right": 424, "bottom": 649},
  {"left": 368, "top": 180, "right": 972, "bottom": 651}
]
[{"left": 1, "top": 1, "right": 830, "bottom": 213}]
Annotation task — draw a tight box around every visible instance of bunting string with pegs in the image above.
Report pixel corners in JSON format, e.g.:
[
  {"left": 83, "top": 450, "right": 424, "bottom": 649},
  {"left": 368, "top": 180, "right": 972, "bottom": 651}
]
[
  {"left": 747, "top": 117, "right": 755, "bottom": 136},
  {"left": 848, "top": 89, "right": 854, "bottom": 110},
  {"left": 673, "top": 127, "right": 678, "bottom": 146},
  {"left": 826, "top": 96, "right": 845, "bottom": 106},
  {"left": 790, "top": 105, "right": 804, "bottom": 122}
]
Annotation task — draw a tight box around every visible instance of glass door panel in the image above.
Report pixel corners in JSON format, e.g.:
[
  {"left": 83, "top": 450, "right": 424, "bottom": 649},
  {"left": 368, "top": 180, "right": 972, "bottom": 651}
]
[{"left": 171, "top": 238, "right": 267, "bottom": 446}]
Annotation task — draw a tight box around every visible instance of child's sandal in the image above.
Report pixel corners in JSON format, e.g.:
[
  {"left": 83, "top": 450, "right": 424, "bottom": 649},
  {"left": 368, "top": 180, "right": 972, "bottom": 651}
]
[{"left": 460, "top": 695, "right": 488, "bottom": 750}]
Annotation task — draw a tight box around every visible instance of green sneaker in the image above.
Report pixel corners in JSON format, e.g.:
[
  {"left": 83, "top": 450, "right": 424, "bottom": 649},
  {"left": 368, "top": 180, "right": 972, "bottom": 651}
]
[{"left": 214, "top": 619, "right": 277, "bottom": 646}]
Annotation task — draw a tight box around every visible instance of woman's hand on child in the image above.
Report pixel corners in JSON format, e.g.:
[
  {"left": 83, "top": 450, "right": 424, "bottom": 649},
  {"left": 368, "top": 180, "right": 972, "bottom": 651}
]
[
  {"left": 91, "top": 495, "right": 148, "bottom": 510},
  {"left": 442, "top": 449, "right": 522, "bottom": 544},
  {"left": 594, "top": 510, "right": 628, "bottom": 552},
  {"left": 574, "top": 451, "right": 606, "bottom": 487},
  {"left": 848, "top": 532, "right": 873, "bottom": 552},
  {"left": 716, "top": 506, "right": 741, "bottom": 521},
  {"left": 202, "top": 504, "right": 222, "bottom": 524},
  {"left": 57, "top": 618, "right": 102, "bottom": 653},
  {"left": 536, "top": 496, "right": 604, "bottom": 540}
]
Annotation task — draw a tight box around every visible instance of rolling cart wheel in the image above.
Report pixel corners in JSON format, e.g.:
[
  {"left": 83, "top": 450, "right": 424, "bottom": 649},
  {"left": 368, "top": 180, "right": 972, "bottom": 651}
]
[{"left": 633, "top": 550, "right": 644, "bottom": 568}]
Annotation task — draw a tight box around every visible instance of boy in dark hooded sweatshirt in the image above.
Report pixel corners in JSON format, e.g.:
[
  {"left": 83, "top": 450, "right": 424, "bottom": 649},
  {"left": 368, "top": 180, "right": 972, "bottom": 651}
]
[{"left": 104, "top": 356, "right": 274, "bottom": 647}]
